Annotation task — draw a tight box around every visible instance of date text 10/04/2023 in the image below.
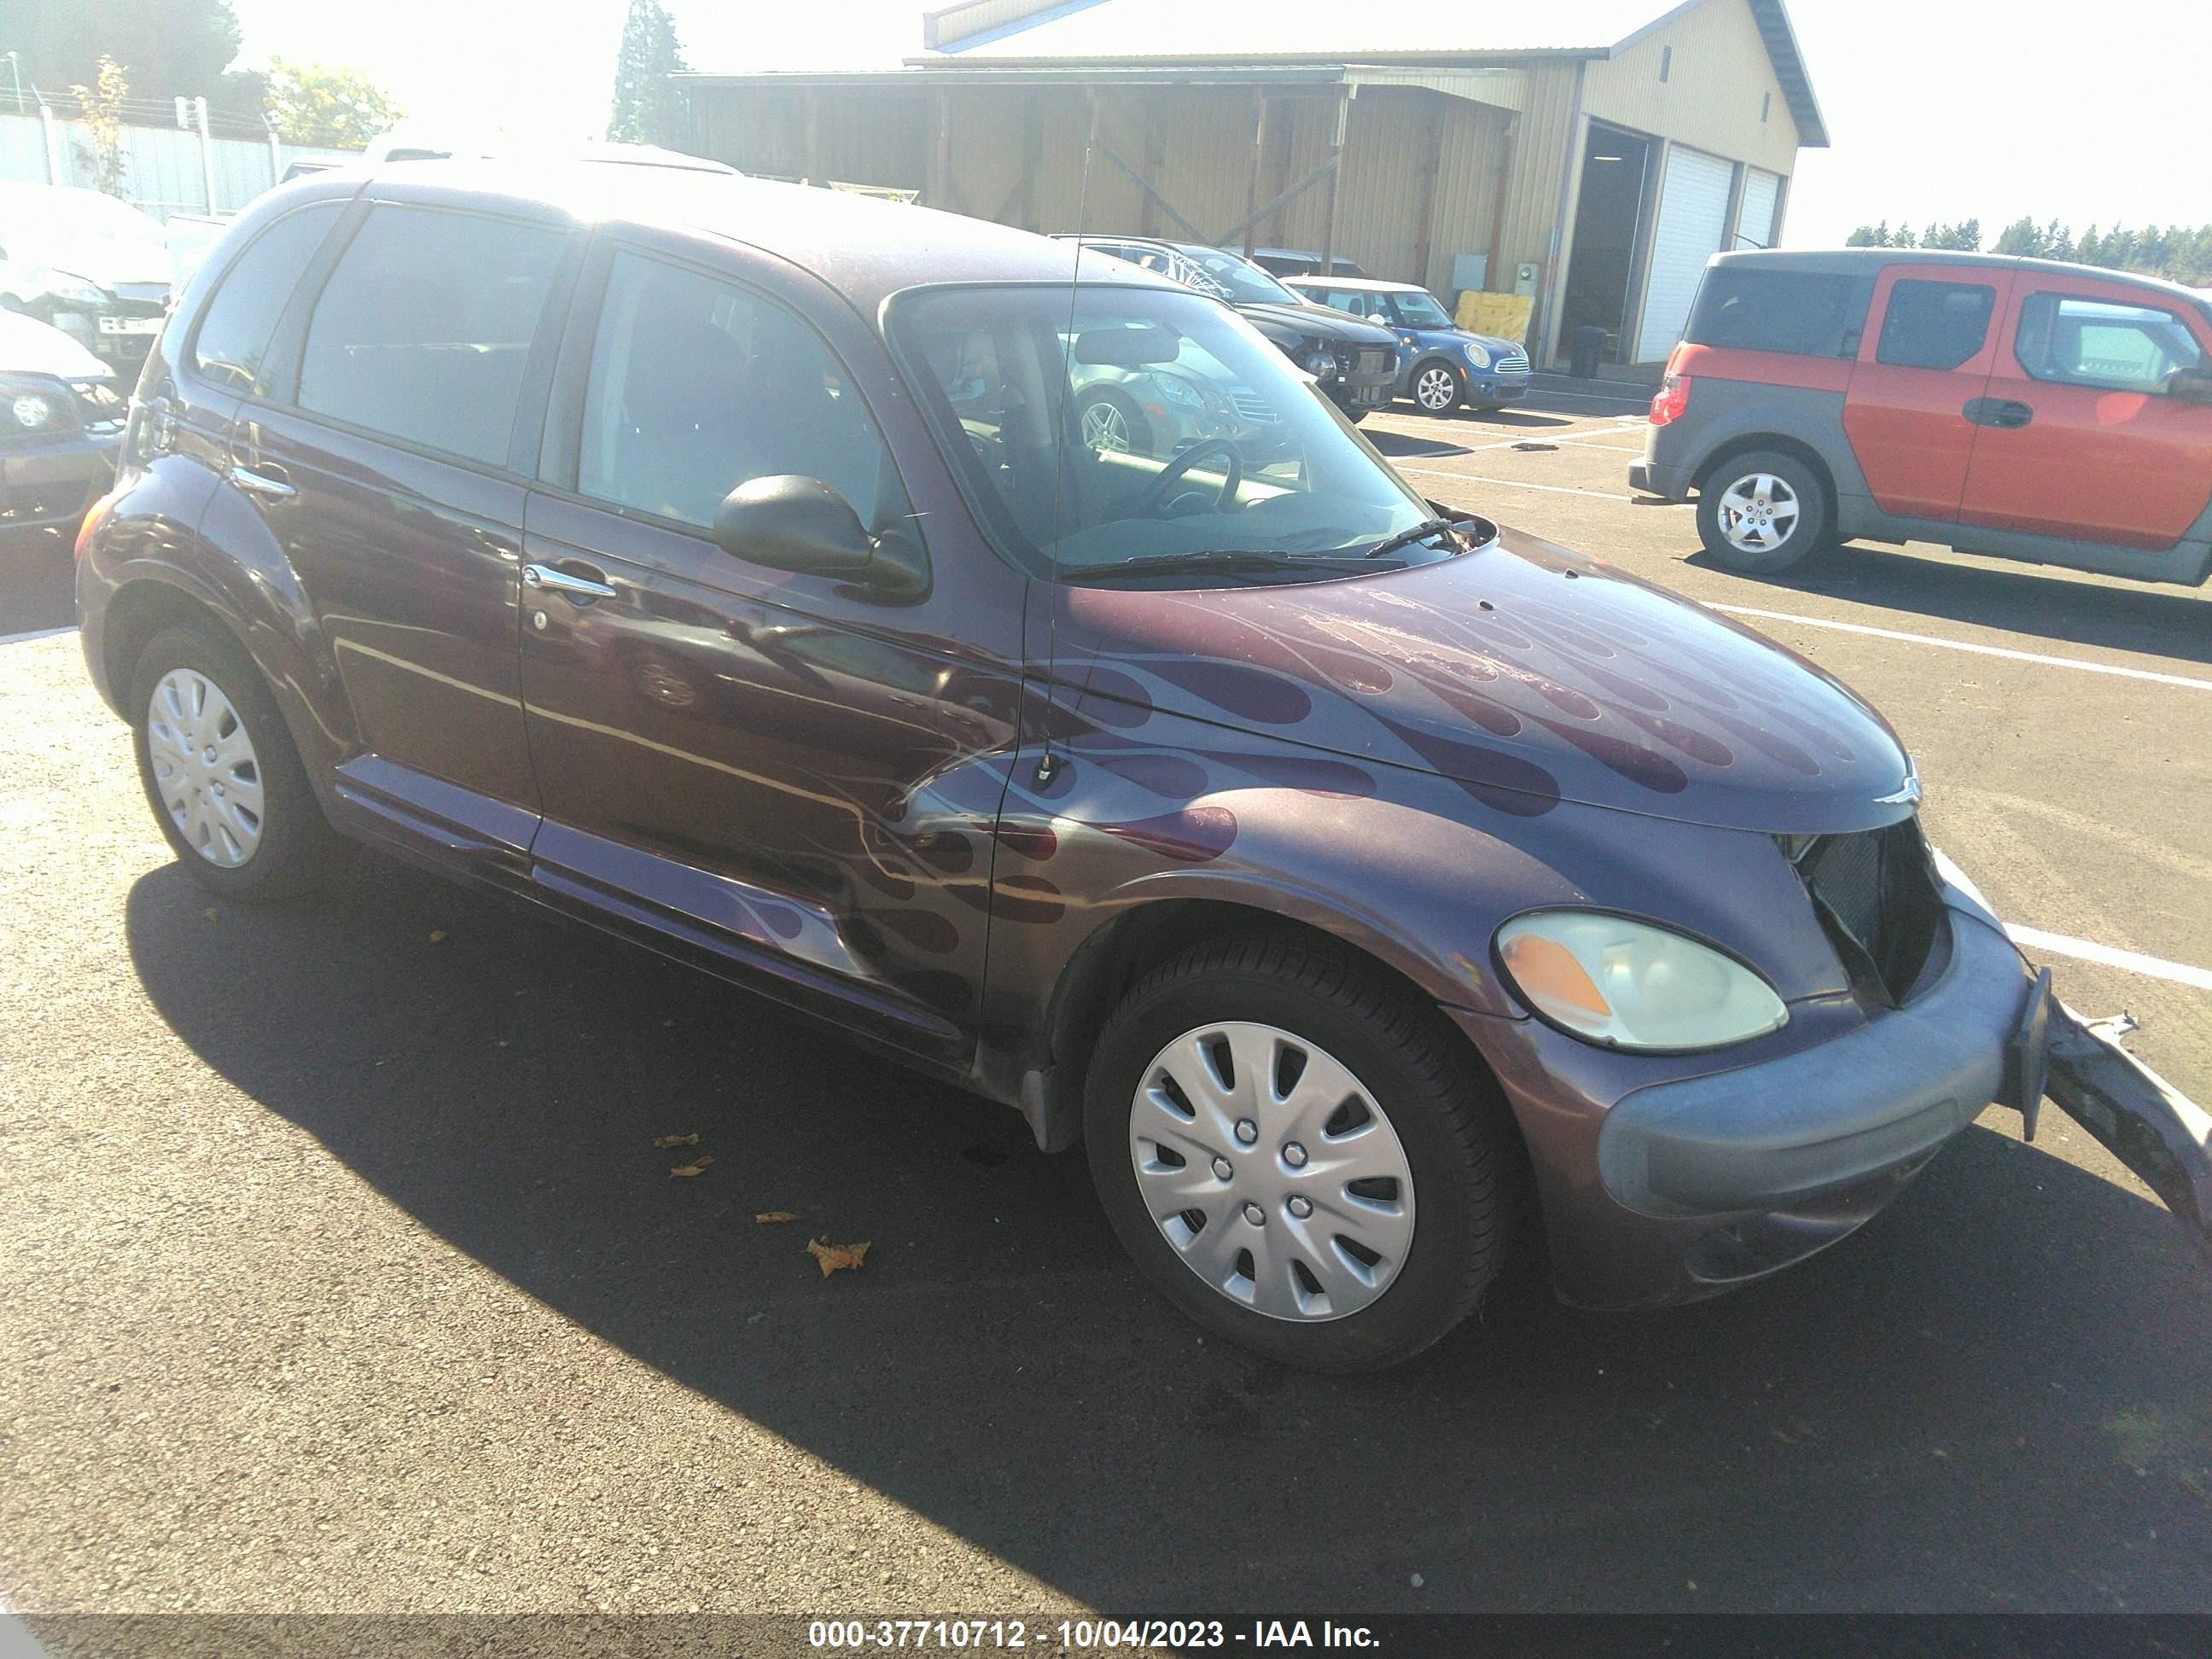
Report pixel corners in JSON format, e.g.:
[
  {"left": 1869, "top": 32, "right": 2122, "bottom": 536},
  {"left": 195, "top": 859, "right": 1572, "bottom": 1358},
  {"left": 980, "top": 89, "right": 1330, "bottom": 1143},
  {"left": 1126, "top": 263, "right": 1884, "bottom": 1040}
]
[{"left": 807, "top": 1619, "right": 1382, "bottom": 1650}]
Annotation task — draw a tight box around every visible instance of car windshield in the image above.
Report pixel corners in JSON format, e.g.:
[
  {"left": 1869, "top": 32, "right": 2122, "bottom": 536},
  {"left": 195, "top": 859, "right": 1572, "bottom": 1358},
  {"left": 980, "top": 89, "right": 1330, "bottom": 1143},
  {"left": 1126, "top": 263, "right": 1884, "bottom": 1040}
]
[
  {"left": 1173, "top": 248, "right": 1302, "bottom": 307},
  {"left": 1391, "top": 290, "right": 1454, "bottom": 328},
  {"left": 892, "top": 283, "right": 1445, "bottom": 585}
]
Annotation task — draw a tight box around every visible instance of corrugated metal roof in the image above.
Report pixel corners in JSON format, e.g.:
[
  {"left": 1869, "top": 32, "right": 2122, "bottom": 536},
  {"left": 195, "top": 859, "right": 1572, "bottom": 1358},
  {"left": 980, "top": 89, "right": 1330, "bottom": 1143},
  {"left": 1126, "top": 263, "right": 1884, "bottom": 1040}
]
[{"left": 924, "top": 0, "right": 1696, "bottom": 61}]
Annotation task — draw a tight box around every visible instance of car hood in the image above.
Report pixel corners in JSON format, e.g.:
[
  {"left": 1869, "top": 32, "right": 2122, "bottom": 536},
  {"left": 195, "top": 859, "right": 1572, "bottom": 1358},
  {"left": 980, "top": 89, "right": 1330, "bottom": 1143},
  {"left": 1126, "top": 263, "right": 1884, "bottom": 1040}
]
[
  {"left": 1236, "top": 300, "right": 1398, "bottom": 346},
  {"left": 0, "top": 307, "right": 108, "bottom": 378},
  {"left": 1053, "top": 526, "right": 1915, "bottom": 835}
]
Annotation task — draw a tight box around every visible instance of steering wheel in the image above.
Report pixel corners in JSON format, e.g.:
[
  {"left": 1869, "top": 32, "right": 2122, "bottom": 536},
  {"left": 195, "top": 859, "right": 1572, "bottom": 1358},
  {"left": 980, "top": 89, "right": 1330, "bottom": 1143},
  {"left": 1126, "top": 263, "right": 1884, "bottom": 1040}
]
[{"left": 1117, "top": 439, "right": 1243, "bottom": 519}]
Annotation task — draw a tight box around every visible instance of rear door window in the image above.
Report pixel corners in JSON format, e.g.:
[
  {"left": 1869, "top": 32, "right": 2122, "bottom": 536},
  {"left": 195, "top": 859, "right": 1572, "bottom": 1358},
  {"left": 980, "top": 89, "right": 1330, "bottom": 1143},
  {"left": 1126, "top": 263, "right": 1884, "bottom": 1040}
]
[
  {"left": 295, "top": 205, "right": 567, "bottom": 467},
  {"left": 2013, "top": 292, "right": 2206, "bottom": 395},
  {"left": 189, "top": 202, "right": 341, "bottom": 393},
  {"left": 1876, "top": 278, "right": 1997, "bottom": 371},
  {"left": 1683, "top": 268, "right": 1871, "bottom": 358}
]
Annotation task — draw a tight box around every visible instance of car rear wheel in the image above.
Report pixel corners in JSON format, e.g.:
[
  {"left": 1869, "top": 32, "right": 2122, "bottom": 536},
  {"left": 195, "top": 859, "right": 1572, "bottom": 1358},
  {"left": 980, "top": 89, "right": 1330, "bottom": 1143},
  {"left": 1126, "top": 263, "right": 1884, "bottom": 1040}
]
[
  {"left": 1084, "top": 931, "right": 1507, "bottom": 1372},
  {"left": 131, "top": 623, "right": 341, "bottom": 901},
  {"left": 1410, "top": 360, "right": 1465, "bottom": 415},
  {"left": 1697, "top": 450, "right": 1831, "bottom": 575}
]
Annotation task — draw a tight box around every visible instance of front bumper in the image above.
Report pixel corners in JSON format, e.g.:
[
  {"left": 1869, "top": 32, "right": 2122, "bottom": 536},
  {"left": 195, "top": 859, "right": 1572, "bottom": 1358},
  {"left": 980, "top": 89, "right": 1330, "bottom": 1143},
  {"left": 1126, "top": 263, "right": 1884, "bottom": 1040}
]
[
  {"left": 1465, "top": 896, "right": 2034, "bottom": 1310},
  {"left": 1, "top": 428, "right": 121, "bottom": 533},
  {"left": 1472, "top": 372, "right": 1532, "bottom": 404}
]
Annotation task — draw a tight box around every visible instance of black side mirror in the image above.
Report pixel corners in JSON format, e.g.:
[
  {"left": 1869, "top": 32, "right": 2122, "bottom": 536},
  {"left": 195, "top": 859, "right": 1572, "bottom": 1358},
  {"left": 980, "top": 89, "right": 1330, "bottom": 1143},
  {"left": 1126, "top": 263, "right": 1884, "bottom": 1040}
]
[
  {"left": 711, "top": 474, "right": 927, "bottom": 598},
  {"left": 2167, "top": 369, "right": 2212, "bottom": 405}
]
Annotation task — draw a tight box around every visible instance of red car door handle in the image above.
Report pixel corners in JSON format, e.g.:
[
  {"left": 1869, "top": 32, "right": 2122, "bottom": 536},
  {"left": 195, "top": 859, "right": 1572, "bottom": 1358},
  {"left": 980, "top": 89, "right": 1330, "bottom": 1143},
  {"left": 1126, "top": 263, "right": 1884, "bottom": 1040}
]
[{"left": 1964, "top": 398, "right": 2034, "bottom": 430}]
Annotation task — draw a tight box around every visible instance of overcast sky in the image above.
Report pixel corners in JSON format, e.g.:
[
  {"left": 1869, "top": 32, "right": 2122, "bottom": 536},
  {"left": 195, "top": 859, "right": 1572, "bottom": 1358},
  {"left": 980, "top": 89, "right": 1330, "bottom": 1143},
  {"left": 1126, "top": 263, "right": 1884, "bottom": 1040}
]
[{"left": 230, "top": 0, "right": 2208, "bottom": 248}]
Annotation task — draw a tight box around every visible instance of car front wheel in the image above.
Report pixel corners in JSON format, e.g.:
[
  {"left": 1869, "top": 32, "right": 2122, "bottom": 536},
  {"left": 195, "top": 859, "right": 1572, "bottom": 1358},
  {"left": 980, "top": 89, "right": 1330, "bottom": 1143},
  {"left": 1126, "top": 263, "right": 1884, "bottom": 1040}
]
[
  {"left": 1696, "top": 450, "right": 1832, "bottom": 575},
  {"left": 1084, "top": 932, "right": 1507, "bottom": 1371},
  {"left": 131, "top": 622, "right": 340, "bottom": 900},
  {"left": 1410, "top": 361, "right": 1465, "bottom": 415}
]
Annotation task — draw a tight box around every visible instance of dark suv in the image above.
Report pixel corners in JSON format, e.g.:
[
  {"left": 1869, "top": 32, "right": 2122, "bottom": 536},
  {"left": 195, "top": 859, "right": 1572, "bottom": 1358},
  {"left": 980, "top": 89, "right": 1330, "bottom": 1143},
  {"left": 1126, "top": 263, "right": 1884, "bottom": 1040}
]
[
  {"left": 1052, "top": 236, "right": 1400, "bottom": 420},
  {"left": 78, "top": 166, "right": 2204, "bottom": 1371}
]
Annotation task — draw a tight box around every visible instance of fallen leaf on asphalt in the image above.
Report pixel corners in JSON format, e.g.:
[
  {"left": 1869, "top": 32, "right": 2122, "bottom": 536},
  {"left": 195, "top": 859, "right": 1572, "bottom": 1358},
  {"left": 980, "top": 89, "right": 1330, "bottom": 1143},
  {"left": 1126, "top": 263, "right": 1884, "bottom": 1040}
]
[
  {"left": 653, "top": 1133, "right": 700, "bottom": 1149},
  {"left": 754, "top": 1211, "right": 797, "bottom": 1225},
  {"left": 202, "top": 907, "right": 218, "bottom": 922},
  {"left": 806, "top": 1236, "right": 871, "bottom": 1277},
  {"left": 669, "top": 1155, "right": 715, "bottom": 1178},
  {"left": 428, "top": 929, "right": 447, "bottom": 943}
]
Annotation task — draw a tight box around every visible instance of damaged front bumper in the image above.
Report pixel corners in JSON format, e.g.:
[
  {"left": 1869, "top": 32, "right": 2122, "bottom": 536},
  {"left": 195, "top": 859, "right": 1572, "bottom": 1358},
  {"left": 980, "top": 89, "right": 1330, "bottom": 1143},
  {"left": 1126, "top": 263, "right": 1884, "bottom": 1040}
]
[{"left": 2040, "top": 1003, "right": 2212, "bottom": 1265}]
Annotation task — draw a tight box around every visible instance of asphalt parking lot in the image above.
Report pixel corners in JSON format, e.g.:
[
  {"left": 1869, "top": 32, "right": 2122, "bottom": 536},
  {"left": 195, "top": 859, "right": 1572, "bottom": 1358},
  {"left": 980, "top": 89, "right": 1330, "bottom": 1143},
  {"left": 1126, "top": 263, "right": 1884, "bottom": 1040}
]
[{"left": 3, "top": 399, "right": 2209, "bottom": 1623}]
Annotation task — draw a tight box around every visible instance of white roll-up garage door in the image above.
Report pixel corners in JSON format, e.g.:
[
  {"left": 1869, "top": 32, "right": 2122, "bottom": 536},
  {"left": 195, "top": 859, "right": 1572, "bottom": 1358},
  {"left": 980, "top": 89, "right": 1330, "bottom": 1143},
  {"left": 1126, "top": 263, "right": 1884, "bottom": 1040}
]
[
  {"left": 1632, "top": 147, "right": 1734, "bottom": 363},
  {"left": 1738, "top": 169, "right": 1782, "bottom": 251}
]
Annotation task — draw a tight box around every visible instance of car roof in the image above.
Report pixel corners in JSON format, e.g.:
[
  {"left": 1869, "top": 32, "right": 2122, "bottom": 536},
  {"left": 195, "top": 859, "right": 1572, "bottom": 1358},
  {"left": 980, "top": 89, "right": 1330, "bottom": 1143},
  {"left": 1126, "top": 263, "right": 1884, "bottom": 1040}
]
[
  {"left": 259, "top": 161, "right": 1177, "bottom": 317},
  {"left": 1714, "top": 247, "right": 2212, "bottom": 315},
  {"left": 1284, "top": 276, "right": 1422, "bottom": 294}
]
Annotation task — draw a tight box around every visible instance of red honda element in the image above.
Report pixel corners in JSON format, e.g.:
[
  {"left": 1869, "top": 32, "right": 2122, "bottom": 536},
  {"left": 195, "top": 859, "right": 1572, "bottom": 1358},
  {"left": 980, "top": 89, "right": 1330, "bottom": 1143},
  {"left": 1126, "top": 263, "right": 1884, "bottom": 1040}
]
[{"left": 1630, "top": 248, "right": 2212, "bottom": 585}]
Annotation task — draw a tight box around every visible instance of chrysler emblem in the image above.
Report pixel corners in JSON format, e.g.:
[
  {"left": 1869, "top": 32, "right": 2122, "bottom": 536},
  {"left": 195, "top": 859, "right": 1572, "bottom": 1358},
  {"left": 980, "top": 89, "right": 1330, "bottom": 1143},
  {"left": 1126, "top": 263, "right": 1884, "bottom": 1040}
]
[{"left": 1875, "top": 764, "right": 1922, "bottom": 808}]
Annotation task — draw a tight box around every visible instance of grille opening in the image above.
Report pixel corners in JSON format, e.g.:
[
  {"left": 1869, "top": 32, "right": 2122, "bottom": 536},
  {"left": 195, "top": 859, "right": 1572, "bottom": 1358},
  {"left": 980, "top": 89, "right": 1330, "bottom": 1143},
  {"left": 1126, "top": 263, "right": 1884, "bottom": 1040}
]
[{"left": 1782, "top": 818, "right": 1945, "bottom": 1006}]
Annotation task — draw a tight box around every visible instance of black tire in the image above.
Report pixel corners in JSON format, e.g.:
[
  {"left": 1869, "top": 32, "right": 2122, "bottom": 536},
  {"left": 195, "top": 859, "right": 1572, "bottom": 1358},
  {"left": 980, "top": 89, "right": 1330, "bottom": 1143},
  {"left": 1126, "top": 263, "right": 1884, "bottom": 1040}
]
[
  {"left": 1407, "top": 358, "right": 1465, "bottom": 416},
  {"left": 1695, "top": 448, "right": 1832, "bottom": 575},
  {"left": 1076, "top": 386, "right": 1153, "bottom": 457},
  {"left": 1084, "top": 931, "right": 1508, "bottom": 1372},
  {"left": 131, "top": 622, "right": 341, "bottom": 901}
]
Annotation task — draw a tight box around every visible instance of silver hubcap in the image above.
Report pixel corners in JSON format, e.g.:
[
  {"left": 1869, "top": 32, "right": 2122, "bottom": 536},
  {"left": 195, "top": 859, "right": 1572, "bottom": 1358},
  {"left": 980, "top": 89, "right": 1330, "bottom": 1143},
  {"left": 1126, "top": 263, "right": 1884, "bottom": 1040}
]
[
  {"left": 1128, "top": 1022, "right": 1417, "bottom": 1323},
  {"left": 1415, "top": 367, "right": 1457, "bottom": 410},
  {"left": 147, "top": 668, "right": 264, "bottom": 869},
  {"left": 1716, "top": 471, "right": 1802, "bottom": 553},
  {"left": 1081, "top": 399, "right": 1132, "bottom": 453}
]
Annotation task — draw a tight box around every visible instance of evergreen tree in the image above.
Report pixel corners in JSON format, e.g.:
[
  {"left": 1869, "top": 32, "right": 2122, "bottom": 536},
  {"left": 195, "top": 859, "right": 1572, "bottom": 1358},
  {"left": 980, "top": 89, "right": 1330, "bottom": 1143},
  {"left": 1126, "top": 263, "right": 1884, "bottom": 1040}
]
[{"left": 608, "top": 0, "right": 690, "bottom": 148}]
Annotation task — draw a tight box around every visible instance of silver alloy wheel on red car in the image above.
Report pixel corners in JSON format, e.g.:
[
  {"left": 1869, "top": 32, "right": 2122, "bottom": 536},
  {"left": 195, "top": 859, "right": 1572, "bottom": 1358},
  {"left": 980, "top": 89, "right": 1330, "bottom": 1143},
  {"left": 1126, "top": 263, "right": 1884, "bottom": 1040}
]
[
  {"left": 1714, "top": 469, "right": 1802, "bottom": 555},
  {"left": 145, "top": 667, "right": 265, "bottom": 868},
  {"left": 1127, "top": 1020, "right": 1417, "bottom": 1322}
]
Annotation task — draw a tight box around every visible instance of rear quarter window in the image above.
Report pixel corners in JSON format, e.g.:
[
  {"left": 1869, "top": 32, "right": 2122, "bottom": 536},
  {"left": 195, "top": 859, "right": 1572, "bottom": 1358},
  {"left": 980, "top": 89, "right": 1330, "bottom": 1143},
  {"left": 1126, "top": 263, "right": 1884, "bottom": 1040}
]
[
  {"left": 189, "top": 202, "right": 342, "bottom": 394},
  {"left": 1876, "top": 279, "right": 1996, "bottom": 372},
  {"left": 1684, "top": 268, "right": 1873, "bottom": 358}
]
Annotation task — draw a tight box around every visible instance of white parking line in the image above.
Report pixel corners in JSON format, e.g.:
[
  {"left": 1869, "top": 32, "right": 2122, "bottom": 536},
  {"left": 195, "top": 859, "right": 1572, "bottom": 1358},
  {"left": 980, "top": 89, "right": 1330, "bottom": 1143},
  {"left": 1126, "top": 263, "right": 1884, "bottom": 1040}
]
[
  {"left": 0, "top": 626, "right": 75, "bottom": 647},
  {"left": 1397, "top": 465, "right": 1688, "bottom": 506},
  {"left": 1708, "top": 604, "right": 2212, "bottom": 692},
  {"left": 2007, "top": 926, "right": 2212, "bottom": 992}
]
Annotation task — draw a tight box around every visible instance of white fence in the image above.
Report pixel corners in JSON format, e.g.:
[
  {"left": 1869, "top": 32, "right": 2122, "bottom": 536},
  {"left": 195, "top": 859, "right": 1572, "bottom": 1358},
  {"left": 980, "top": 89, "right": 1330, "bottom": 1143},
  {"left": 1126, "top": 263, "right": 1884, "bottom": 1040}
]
[{"left": 0, "top": 107, "right": 359, "bottom": 222}]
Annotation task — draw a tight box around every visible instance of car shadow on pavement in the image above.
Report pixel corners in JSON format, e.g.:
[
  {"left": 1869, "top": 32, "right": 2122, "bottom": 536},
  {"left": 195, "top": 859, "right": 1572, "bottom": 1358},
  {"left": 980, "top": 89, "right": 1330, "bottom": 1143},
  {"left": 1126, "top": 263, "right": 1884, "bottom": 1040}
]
[
  {"left": 1682, "top": 544, "right": 2212, "bottom": 666},
  {"left": 125, "top": 856, "right": 2212, "bottom": 1612},
  {"left": 0, "top": 532, "right": 78, "bottom": 636}
]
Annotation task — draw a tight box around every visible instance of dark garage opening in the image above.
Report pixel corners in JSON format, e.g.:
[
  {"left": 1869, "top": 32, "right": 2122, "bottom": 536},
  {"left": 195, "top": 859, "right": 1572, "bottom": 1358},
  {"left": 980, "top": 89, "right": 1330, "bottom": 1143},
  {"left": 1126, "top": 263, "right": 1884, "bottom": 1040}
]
[{"left": 1557, "top": 124, "right": 1656, "bottom": 366}]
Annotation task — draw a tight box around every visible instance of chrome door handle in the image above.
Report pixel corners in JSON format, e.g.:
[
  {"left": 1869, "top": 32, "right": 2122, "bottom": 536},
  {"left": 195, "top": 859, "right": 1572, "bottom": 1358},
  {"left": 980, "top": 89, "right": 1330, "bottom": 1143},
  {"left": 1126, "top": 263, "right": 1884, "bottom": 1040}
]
[
  {"left": 228, "top": 463, "right": 296, "bottom": 503},
  {"left": 523, "top": 562, "right": 618, "bottom": 601}
]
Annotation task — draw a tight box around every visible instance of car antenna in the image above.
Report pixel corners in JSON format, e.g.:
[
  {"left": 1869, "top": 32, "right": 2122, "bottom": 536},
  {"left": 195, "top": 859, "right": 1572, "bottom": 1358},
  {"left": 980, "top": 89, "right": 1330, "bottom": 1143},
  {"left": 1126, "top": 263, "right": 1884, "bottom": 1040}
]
[{"left": 1034, "top": 97, "right": 1099, "bottom": 789}]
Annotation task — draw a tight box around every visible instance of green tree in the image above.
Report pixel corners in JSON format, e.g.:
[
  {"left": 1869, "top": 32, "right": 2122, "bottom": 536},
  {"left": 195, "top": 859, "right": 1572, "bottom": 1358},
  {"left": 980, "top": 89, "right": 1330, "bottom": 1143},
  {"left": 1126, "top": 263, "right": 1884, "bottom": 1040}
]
[
  {"left": 264, "top": 59, "right": 405, "bottom": 147},
  {"left": 1845, "top": 223, "right": 1885, "bottom": 247},
  {"left": 14, "top": 0, "right": 241, "bottom": 101},
  {"left": 69, "top": 55, "right": 129, "bottom": 196},
  {"left": 607, "top": 0, "right": 690, "bottom": 148},
  {"left": 1920, "top": 218, "right": 1982, "bottom": 252},
  {"left": 1991, "top": 215, "right": 2043, "bottom": 257}
]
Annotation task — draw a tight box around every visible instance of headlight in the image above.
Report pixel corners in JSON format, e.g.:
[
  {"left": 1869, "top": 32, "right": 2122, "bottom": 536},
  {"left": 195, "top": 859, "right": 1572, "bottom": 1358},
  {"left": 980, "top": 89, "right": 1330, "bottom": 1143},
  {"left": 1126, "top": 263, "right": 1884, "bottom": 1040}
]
[
  {"left": 1462, "top": 339, "right": 1493, "bottom": 370},
  {"left": 1, "top": 378, "right": 75, "bottom": 437},
  {"left": 1155, "top": 375, "right": 1203, "bottom": 410},
  {"left": 1302, "top": 346, "right": 1337, "bottom": 377},
  {"left": 1496, "top": 911, "right": 1788, "bottom": 1052}
]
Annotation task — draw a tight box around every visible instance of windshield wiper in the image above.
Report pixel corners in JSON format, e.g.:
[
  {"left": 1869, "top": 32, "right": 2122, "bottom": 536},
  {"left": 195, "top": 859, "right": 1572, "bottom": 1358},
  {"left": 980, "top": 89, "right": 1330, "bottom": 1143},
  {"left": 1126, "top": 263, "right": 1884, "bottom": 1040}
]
[
  {"left": 1057, "top": 550, "right": 1381, "bottom": 582},
  {"left": 1358, "top": 516, "right": 1464, "bottom": 560}
]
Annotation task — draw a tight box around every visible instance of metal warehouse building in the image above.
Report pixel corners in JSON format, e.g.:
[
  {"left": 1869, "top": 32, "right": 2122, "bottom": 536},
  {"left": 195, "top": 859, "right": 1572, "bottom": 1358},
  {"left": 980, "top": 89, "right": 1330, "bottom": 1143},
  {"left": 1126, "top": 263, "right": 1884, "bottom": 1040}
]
[{"left": 678, "top": 0, "right": 1826, "bottom": 372}]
